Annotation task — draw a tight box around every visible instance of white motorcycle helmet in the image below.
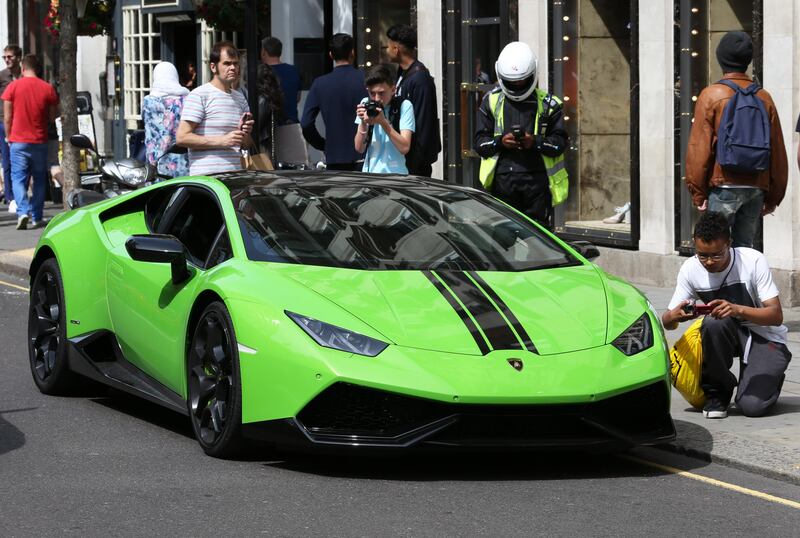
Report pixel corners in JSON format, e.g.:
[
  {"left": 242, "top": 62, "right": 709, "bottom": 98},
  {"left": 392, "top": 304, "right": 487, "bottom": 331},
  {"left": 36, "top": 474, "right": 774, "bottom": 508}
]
[{"left": 495, "top": 41, "right": 538, "bottom": 102}]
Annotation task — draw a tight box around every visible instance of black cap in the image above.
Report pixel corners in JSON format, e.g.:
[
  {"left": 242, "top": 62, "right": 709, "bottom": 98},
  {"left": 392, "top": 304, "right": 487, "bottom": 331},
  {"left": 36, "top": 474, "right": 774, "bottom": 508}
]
[{"left": 716, "top": 31, "right": 753, "bottom": 73}]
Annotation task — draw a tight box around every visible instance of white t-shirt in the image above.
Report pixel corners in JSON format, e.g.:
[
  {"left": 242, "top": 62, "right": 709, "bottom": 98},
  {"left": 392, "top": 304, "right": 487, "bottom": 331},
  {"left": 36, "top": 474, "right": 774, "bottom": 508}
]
[
  {"left": 668, "top": 247, "right": 787, "bottom": 344},
  {"left": 355, "top": 98, "right": 415, "bottom": 174},
  {"left": 181, "top": 83, "right": 249, "bottom": 176}
]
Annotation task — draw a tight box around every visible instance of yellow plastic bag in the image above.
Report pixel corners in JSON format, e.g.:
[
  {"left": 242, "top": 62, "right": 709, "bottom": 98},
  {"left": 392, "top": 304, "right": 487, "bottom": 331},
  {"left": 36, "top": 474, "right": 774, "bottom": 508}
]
[{"left": 669, "top": 318, "right": 706, "bottom": 409}]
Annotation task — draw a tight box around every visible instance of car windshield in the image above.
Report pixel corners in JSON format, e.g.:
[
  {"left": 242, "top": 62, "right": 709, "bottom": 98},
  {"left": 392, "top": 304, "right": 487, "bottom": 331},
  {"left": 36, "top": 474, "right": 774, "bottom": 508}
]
[{"left": 231, "top": 182, "right": 579, "bottom": 271}]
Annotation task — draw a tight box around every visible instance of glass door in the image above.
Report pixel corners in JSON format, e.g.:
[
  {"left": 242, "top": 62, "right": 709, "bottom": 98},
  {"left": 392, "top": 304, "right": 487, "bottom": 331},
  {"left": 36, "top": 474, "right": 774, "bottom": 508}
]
[
  {"left": 549, "top": 0, "right": 639, "bottom": 248},
  {"left": 444, "top": 0, "right": 514, "bottom": 186}
]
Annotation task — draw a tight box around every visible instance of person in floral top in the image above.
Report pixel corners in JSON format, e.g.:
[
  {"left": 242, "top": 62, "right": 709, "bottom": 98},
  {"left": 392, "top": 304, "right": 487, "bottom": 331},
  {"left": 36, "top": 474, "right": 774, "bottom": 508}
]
[{"left": 142, "top": 62, "right": 189, "bottom": 177}]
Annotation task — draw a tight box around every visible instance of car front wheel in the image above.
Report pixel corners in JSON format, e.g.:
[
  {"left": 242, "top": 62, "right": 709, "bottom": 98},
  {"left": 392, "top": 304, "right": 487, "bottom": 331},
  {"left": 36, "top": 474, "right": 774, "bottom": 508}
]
[
  {"left": 187, "top": 301, "right": 244, "bottom": 458},
  {"left": 28, "top": 258, "right": 78, "bottom": 394}
]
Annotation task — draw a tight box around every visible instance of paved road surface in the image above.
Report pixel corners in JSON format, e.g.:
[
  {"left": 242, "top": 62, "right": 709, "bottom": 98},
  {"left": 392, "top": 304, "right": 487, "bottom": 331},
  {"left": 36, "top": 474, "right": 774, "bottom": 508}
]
[{"left": 1, "top": 273, "right": 798, "bottom": 536}]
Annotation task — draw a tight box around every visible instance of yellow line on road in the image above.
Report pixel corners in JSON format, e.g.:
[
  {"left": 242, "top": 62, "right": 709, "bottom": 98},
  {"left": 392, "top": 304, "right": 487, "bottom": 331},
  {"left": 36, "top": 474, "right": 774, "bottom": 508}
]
[
  {"left": 623, "top": 454, "right": 800, "bottom": 509},
  {"left": 0, "top": 279, "right": 28, "bottom": 292}
]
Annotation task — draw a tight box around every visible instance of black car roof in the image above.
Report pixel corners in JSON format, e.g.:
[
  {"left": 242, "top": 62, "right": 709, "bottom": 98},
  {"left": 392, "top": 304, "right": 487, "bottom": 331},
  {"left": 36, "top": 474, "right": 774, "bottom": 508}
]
[{"left": 214, "top": 170, "right": 482, "bottom": 197}]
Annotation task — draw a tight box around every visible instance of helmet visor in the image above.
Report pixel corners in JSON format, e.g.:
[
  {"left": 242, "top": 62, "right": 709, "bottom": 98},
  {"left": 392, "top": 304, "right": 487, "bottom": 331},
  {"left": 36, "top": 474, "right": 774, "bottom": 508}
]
[{"left": 501, "top": 75, "right": 534, "bottom": 97}]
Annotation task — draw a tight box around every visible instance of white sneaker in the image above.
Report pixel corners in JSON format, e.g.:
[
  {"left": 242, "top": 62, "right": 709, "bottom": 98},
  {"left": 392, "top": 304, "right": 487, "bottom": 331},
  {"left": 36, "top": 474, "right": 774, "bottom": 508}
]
[
  {"left": 16, "top": 214, "right": 28, "bottom": 230},
  {"left": 7, "top": 200, "right": 16, "bottom": 213},
  {"left": 602, "top": 202, "right": 631, "bottom": 224}
]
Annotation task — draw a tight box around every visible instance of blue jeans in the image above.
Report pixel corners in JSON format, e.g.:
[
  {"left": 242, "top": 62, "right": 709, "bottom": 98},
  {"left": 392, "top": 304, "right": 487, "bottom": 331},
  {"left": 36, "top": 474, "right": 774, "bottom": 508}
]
[
  {"left": 10, "top": 142, "right": 48, "bottom": 221},
  {"left": 0, "top": 123, "right": 12, "bottom": 203},
  {"left": 708, "top": 187, "right": 764, "bottom": 249}
]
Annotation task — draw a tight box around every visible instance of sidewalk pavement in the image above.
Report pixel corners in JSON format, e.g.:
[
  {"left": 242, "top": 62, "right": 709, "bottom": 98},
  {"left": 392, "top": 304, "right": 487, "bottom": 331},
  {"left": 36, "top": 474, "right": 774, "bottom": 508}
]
[{"left": 1, "top": 203, "right": 798, "bottom": 482}]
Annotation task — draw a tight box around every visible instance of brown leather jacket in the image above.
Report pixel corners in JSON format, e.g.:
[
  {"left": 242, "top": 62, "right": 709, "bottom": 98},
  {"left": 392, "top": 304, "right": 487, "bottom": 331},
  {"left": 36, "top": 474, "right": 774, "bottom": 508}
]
[{"left": 685, "top": 73, "right": 788, "bottom": 210}]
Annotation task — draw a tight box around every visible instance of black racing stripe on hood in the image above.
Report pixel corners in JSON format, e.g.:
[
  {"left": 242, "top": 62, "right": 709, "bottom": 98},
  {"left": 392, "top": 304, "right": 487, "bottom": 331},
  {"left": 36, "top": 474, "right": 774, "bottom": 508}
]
[
  {"left": 434, "top": 270, "right": 523, "bottom": 351},
  {"left": 468, "top": 271, "right": 538, "bottom": 354},
  {"left": 423, "top": 270, "right": 491, "bottom": 355}
]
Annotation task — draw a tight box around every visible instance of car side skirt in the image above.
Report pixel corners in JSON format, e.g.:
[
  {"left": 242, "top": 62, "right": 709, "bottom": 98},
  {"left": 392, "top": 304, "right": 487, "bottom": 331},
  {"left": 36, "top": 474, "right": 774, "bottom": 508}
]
[{"left": 67, "top": 330, "right": 188, "bottom": 416}]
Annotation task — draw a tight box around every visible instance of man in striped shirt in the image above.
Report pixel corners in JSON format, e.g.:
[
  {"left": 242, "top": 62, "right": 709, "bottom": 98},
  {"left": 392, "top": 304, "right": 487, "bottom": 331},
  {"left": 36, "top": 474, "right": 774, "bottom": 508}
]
[{"left": 177, "top": 41, "right": 254, "bottom": 176}]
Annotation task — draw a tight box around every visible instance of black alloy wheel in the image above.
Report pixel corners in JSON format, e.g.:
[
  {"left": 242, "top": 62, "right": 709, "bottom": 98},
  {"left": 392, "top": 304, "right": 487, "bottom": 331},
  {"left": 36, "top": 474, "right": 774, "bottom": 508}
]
[
  {"left": 187, "top": 301, "right": 243, "bottom": 457},
  {"left": 28, "top": 258, "right": 77, "bottom": 394}
]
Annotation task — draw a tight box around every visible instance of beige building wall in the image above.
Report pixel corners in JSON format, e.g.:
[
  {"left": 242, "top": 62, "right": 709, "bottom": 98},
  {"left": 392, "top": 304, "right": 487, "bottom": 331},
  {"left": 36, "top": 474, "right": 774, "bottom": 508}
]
[
  {"left": 638, "top": 0, "right": 675, "bottom": 256},
  {"left": 416, "top": 0, "right": 445, "bottom": 179},
  {"left": 763, "top": 0, "right": 800, "bottom": 272}
]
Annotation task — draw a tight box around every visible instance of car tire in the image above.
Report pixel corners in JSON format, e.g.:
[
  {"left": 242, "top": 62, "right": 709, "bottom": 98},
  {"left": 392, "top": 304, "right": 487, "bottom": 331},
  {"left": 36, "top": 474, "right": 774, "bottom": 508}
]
[
  {"left": 187, "top": 301, "right": 244, "bottom": 458},
  {"left": 28, "top": 258, "right": 79, "bottom": 394}
]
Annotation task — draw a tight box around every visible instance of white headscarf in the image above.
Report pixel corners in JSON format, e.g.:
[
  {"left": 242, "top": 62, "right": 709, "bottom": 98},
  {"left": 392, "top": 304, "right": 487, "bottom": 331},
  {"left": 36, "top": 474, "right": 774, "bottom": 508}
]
[{"left": 149, "top": 62, "right": 189, "bottom": 98}]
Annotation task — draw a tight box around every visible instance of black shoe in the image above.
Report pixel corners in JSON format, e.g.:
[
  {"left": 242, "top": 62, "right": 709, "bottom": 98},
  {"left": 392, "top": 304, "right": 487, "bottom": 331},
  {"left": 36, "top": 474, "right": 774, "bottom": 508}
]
[{"left": 703, "top": 397, "right": 728, "bottom": 419}]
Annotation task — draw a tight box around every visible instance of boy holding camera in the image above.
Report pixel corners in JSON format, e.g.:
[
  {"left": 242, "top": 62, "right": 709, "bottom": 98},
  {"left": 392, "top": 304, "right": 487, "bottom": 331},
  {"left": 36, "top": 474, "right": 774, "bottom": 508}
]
[
  {"left": 354, "top": 65, "right": 415, "bottom": 174},
  {"left": 661, "top": 211, "right": 790, "bottom": 419}
]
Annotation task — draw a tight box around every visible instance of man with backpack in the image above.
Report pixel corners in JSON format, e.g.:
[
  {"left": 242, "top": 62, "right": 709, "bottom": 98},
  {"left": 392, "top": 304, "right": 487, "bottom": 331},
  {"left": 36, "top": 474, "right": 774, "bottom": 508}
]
[
  {"left": 386, "top": 25, "right": 441, "bottom": 177},
  {"left": 353, "top": 64, "right": 414, "bottom": 174},
  {"left": 685, "top": 31, "right": 787, "bottom": 249}
]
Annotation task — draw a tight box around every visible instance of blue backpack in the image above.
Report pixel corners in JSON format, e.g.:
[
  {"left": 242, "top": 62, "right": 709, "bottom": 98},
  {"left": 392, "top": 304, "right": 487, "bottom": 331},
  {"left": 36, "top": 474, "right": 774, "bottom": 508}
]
[{"left": 715, "top": 79, "right": 770, "bottom": 174}]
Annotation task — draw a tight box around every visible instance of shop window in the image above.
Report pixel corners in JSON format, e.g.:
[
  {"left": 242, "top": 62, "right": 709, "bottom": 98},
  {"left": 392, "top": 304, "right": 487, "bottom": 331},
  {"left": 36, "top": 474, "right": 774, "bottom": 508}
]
[
  {"left": 550, "top": 0, "right": 638, "bottom": 247},
  {"left": 123, "top": 8, "right": 161, "bottom": 124},
  {"left": 674, "top": 0, "right": 762, "bottom": 253}
]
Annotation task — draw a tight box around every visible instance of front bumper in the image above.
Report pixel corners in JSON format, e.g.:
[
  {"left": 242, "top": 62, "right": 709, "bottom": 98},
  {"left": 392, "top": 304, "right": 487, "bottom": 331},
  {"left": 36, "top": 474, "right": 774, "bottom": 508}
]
[{"left": 242, "top": 380, "right": 675, "bottom": 451}]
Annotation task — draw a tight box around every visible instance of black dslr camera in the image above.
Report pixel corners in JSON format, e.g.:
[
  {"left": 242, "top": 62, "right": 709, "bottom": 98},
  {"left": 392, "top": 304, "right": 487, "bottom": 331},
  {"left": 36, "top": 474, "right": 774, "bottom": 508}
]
[
  {"left": 365, "top": 100, "right": 383, "bottom": 118},
  {"left": 511, "top": 124, "right": 524, "bottom": 141}
]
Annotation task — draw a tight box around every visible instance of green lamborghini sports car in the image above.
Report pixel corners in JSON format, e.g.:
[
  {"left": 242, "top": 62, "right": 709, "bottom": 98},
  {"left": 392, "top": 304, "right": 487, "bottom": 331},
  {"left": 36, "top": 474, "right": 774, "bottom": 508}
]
[{"left": 28, "top": 171, "right": 675, "bottom": 457}]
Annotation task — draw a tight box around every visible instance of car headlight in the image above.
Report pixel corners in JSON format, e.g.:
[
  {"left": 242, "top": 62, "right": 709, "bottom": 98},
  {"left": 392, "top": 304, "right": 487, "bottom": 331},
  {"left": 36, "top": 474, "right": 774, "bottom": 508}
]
[
  {"left": 286, "top": 311, "right": 388, "bottom": 357},
  {"left": 611, "top": 313, "right": 653, "bottom": 356}
]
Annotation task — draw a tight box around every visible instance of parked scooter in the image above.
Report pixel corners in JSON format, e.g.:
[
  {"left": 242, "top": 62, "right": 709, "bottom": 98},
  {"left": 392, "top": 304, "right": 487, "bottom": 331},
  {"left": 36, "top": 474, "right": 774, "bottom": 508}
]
[{"left": 67, "top": 134, "right": 186, "bottom": 209}]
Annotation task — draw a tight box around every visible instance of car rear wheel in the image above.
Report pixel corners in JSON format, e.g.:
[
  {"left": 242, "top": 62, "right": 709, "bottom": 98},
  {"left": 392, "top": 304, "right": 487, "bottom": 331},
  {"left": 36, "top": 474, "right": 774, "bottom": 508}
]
[
  {"left": 187, "top": 301, "right": 244, "bottom": 458},
  {"left": 28, "top": 258, "right": 78, "bottom": 394}
]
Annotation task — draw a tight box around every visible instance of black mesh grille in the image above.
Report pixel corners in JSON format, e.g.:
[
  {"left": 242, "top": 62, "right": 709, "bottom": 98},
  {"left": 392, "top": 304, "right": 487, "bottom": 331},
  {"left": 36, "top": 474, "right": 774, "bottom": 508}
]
[
  {"left": 298, "top": 383, "right": 449, "bottom": 436},
  {"left": 297, "top": 381, "right": 673, "bottom": 446}
]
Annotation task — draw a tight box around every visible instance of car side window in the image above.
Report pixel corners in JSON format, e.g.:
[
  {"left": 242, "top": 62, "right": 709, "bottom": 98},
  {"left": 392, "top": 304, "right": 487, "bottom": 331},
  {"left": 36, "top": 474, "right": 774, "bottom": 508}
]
[
  {"left": 162, "top": 189, "right": 226, "bottom": 267},
  {"left": 146, "top": 186, "right": 184, "bottom": 233}
]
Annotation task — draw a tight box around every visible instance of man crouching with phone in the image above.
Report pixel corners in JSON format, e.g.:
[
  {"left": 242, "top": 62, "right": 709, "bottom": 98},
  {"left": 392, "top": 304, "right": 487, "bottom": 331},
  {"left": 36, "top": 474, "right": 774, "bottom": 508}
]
[
  {"left": 662, "top": 211, "right": 791, "bottom": 419},
  {"left": 177, "top": 41, "right": 254, "bottom": 175}
]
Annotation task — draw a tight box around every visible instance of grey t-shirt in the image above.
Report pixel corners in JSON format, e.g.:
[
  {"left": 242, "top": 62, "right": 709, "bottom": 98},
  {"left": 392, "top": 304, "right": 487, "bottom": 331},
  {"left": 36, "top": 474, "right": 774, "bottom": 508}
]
[
  {"left": 180, "top": 83, "right": 249, "bottom": 175},
  {"left": 0, "top": 68, "right": 21, "bottom": 121}
]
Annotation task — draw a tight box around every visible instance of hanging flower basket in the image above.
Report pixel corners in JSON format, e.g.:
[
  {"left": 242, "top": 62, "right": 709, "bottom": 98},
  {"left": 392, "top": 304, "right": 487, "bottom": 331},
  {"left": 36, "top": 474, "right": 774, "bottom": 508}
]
[
  {"left": 45, "top": 1, "right": 115, "bottom": 39},
  {"left": 195, "top": 0, "right": 269, "bottom": 36}
]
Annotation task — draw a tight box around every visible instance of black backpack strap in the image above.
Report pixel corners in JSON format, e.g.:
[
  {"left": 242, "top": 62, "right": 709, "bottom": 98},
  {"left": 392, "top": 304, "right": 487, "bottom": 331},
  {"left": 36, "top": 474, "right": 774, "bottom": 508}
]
[{"left": 389, "top": 96, "right": 403, "bottom": 133}]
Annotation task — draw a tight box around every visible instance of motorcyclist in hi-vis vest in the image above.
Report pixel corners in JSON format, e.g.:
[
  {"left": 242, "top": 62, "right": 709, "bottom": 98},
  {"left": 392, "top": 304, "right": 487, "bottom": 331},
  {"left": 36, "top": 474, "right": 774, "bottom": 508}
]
[{"left": 474, "top": 41, "right": 569, "bottom": 229}]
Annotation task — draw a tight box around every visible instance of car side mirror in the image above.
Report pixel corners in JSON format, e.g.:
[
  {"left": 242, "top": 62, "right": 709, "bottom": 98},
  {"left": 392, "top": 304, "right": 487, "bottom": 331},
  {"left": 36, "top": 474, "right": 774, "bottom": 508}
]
[
  {"left": 125, "top": 234, "right": 190, "bottom": 284},
  {"left": 569, "top": 240, "right": 600, "bottom": 261}
]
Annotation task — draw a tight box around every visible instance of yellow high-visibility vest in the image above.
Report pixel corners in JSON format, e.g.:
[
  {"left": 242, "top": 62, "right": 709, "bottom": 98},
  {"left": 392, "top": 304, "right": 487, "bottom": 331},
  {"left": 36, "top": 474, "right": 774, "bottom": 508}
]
[{"left": 478, "top": 89, "right": 569, "bottom": 206}]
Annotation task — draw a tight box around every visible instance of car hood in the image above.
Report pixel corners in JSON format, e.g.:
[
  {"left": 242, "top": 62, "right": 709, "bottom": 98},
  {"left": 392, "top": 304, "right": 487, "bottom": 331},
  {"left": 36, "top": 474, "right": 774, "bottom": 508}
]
[{"left": 274, "top": 264, "right": 609, "bottom": 356}]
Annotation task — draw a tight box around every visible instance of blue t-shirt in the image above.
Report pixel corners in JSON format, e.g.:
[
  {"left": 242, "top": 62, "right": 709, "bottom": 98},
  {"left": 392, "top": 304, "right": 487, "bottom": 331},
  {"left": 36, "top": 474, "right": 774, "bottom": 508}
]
[
  {"left": 355, "top": 98, "right": 415, "bottom": 174},
  {"left": 270, "top": 63, "right": 301, "bottom": 123}
]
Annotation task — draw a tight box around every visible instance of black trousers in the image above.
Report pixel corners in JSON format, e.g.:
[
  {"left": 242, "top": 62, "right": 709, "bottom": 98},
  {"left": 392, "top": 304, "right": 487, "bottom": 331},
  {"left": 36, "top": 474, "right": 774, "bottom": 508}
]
[
  {"left": 491, "top": 172, "right": 552, "bottom": 229},
  {"left": 700, "top": 316, "right": 791, "bottom": 416},
  {"left": 407, "top": 162, "right": 433, "bottom": 177}
]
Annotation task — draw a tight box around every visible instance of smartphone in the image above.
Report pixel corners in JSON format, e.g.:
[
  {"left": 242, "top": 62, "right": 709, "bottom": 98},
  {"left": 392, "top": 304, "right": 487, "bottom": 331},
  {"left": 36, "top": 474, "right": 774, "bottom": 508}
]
[
  {"left": 694, "top": 304, "right": 714, "bottom": 315},
  {"left": 511, "top": 124, "right": 524, "bottom": 141},
  {"left": 239, "top": 112, "right": 252, "bottom": 129}
]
